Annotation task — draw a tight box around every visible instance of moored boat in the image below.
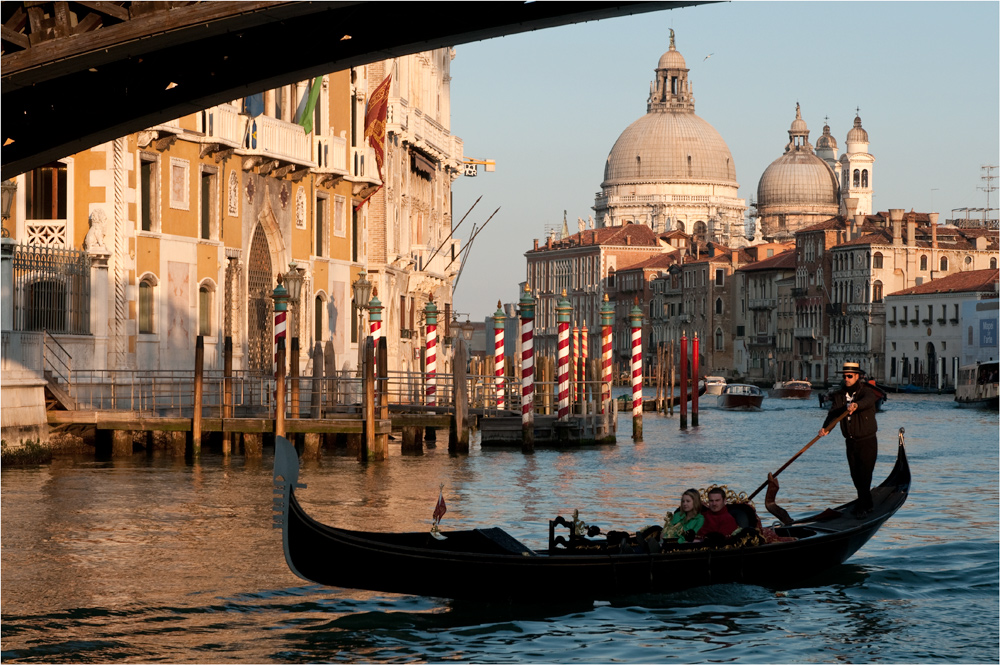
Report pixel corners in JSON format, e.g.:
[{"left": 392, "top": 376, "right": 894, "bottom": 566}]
[
  {"left": 272, "top": 433, "right": 911, "bottom": 602},
  {"left": 718, "top": 384, "right": 765, "bottom": 411},
  {"left": 769, "top": 380, "right": 812, "bottom": 399},
  {"left": 704, "top": 376, "right": 727, "bottom": 395},
  {"left": 955, "top": 361, "right": 999, "bottom": 409}
]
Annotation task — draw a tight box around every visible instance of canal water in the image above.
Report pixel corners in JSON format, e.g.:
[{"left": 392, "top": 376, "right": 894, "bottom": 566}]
[{"left": 2, "top": 393, "right": 997, "bottom": 663}]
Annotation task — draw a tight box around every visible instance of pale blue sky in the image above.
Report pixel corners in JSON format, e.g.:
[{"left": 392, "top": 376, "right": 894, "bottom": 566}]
[{"left": 448, "top": 1, "right": 1000, "bottom": 321}]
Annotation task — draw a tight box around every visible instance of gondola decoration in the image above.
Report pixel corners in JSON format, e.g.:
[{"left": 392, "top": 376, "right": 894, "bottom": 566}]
[{"left": 431, "top": 484, "right": 448, "bottom": 540}]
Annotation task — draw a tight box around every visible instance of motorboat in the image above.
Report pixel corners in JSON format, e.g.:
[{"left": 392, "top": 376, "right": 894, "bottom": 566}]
[
  {"left": 955, "top": 361, "right": 999, "bottom": 409},
  {"left": 769, "top": 380, "right": 813, "bottom": 399},
  {"left": 703, "top": 376, "right": 727, "bottom": 395},
  {"left": 717, "top": 384, "right": 765, "bottom": 411}
]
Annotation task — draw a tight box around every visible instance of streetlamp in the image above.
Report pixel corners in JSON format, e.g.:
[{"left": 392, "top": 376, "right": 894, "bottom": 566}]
[
  {"left": 284, "top": 261, "right": 306, "bottom": 339},
  {"left": 1, "top": 179, "right": 16, "bottom": 234},
  {"left": 351, "top": 270, "right": 373, "bottom": 370}
]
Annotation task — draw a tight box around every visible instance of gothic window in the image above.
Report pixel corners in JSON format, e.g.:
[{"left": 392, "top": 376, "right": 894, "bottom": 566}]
[
  {"left": 873, "top": 252, "right": 883, "bottom": 269},
  {"left": 715, "top": 328, "right": 724, "bottom": 351},
  {"left": 861, "top": 169, "right": 869, "bottom": 187},
  {"left": 715, "top": 298, "right": 723, "bottom": 315}
]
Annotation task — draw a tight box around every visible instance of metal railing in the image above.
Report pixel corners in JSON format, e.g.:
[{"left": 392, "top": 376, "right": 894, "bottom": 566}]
[
  {"left": 12, "top": 243, "right": 91, "bottom": 334},
  {"left": 42, "top": 331, "right": 72, "bottom": 386}
]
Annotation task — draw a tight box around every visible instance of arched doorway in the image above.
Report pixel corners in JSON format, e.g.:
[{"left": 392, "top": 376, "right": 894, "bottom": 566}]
[{"left": 247, "top": 223, "right": 274, "bottom": 372}]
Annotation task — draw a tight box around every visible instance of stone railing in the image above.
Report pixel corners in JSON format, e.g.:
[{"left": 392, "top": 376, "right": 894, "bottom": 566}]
[
  {"left": 243, "top": 115, "right": 314, "bottom": 167},
  {"left": 1, "top": 331, "right": 43, "bottom": 376},
  {"left": 595, "top": 193, "right": 746, "bottom": 209},
  {"left": 204, "top": 103, "right": 247, "bottom": 148},
  {"left": 313, "top": 134, "right": 349, "bottom": 175},
  {"left": 794, "top": 327, "right": 820, "bottom": 339}
]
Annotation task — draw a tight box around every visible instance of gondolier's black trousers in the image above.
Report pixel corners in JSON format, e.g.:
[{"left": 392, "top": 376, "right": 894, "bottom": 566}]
[{"left": 845, "top": 434, "right": 877, "bottom": 510}]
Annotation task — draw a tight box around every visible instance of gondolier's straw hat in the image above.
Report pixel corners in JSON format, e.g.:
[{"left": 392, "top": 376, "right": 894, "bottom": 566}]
[{"left": 838, "top": 361, "right": 863, "bottom": 375}]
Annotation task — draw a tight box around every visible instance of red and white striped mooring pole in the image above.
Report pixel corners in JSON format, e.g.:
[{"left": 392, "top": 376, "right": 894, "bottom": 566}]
[
  {"left": 630, "top": 298, "right": 643, "bottom": 442},
  {"left": 519, "top": 286, "right": 536, "bottom": 453},
  {"left": 556, "top": 290, "right": 572, "bottom": 422},
  {"left": 493, "top": 301, "right": 506, "bottom": 411}
]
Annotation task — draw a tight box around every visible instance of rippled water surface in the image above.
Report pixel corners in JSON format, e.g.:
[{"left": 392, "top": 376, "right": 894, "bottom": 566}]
[{"left": 2, "top": 393, "right": 997, "bottom": 663}]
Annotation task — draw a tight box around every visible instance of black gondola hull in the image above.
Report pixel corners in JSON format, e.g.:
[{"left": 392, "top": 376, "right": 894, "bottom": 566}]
[{"left": 275, "top": 438, "right": 910, "bottom": 602}]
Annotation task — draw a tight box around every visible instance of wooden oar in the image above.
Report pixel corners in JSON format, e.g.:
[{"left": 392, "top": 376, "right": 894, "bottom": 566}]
[{"left": 747, "top": 410, "right": 850, "bottom": 501}]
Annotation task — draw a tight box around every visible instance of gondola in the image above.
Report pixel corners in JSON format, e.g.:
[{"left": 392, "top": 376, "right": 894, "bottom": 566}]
[{"left": 273, "top": 432, "right": 910, "bottom": 602}]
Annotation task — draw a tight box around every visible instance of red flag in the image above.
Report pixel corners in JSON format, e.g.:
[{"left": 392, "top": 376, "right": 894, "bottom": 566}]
[
  {"left": 363, "top": 73, "right": 392, "bottom": 182},
  {"left": 432, "top": 488, "right": 446, "bottom": 524}
]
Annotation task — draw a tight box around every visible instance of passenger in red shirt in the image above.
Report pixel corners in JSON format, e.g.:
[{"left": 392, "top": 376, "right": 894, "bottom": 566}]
[{"left": 695, "top": 487, "right": 740, "bottom": 541}]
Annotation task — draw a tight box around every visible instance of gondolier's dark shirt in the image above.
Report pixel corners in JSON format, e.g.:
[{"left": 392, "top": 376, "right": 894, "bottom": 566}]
[{"left": 823, "top": 382, "right": 879, "bottom": 439}]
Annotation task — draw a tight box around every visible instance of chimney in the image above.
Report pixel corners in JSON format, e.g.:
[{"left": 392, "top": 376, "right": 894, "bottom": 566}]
[
  {"left": 732, "top": 250, "right": 739, "bottom": 265},
  {"left": 906, "top": 212, "right": 916, "bottom": 248},
  {"left": 625, "top": 235, "right": 631, "bottom": 246},
  {"left": 533, "top": 238, "right": 539, "bottom": 250},
  {"left": 710, "top": 244, "right": 717, "bottom": 258},
  {"left": 890, "top": 208, "right": 904, "bottom": 246},
  {"left": 546, "top": 236, "right": 552, "bottom": 250},
  {"left": 844, "top": 197, "right": 859, "bottom": 217},
  {"left": 852, "top": 213, "right": 865, "bottom": 240}
]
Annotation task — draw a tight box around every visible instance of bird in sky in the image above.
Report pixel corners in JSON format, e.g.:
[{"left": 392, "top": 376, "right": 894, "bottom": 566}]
[{"left": 704, "top": 53, "right": 714, "bottom": 61}]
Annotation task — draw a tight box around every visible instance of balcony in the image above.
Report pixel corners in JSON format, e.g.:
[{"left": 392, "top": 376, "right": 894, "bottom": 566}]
[
  {"left": 791, "top": 287, "right": 808, "bottom": 298},
  {"left": 348, "top": 143, "right": 381, "bottom": 188},
  {"left": 748, "top": 334, "right": 775, "bottom": 347},
  {"left": 794, "top": 327, "right": 820, "bottom": 339},
  {"left": 847, "top": 303, "right": 871, "bottom": 314},
  {"left": 678, "top": 313, "right": 693, "bottom": 323},
  {"left": 242, "top": 115, "right": 314, "bottom": 168},
  {"left": 826, "top": 303, "right": 846, "bottom": 316},
  {"left": 203, "top": 104, "right": 246, "bottom": 149},
  {"left": 749, "top": 297, "right": 777, "bottom": 310},
  {"left": 312, "top": 134, "right": 349, "bottom": 178}
]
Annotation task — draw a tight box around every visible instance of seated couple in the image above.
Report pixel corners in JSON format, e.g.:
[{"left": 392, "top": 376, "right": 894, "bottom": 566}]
[{"left": 662, "top": 487, "right": 738, "bottom": 544}]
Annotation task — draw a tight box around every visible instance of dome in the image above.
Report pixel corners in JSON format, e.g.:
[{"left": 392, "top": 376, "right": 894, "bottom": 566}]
[
  {"left": 603, "top": 111, "right": 737, "bottom": 185},
  {"left": 757, "top": 151, "right": 839, "bottom": 208},
  {"left": 658, "top": 47, "right": 686, "bottom": 70},
  {"left": 846, "top": 115, "right": 869, "bottom": 144},
  {"left": 816, "top": 123, "right": 837, "bottom": 150}
]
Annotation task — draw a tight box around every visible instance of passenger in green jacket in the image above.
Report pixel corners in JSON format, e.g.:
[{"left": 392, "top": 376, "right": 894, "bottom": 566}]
[{"left": 663, "top": 488, "right": 705, "bottom": 543}]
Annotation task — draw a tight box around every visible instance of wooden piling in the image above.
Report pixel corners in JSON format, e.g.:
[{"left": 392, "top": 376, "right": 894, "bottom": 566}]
[
  {"left": 362, "top": 336, "right": 376, "bottom": 462},
  {"left": 692, "top": 332, "right": 700, "bottom": 427},
  {"left": 311, "top": 341, "right": 323, "bottom": 420},
  {"left": 375, "top": 337, "right": 389, "bottom": 459},
  {"left": 302, "top": 433, "right": 321, "bottom": 460},
  {"left": 192, "top": 335, "right": 204, "bottom": 455},
  {"left": 275, "top": 338, "right": 286, "bottom": 439},
  {"left": 324, "top": 339, "right": 337, "bottom": 447},
  {"left": 243, "top": 432, "right": 263, "bottom": 458},
  {"left": 680, "top": 332, "right": 688, "bottom": 430},
  {"left": 290, "top": 337, "right": 300, "bottom": 419},
  {"left": 668, "top": 340, "right": 675, "bottom": 416},
  {"left": 450, "top": 338, "right": 469, "bottom": 453},
  {"left": 223, "top": 336, "right": 233, "bottom": 455}
]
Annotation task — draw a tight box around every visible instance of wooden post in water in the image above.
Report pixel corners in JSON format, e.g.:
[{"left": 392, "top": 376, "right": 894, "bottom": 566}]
[
  {"left": 323, "top": 340, "right": 337, "bottom": 449},
  {"left": 275, "top": 337, "right": 286, "bottom": 440},
  {"left": 519, "top": 286, "right": 536, "bottom": 453},
  {"left": 668, "top": 340, "right": 675, "bottom": 416},
  {"left": 223, "top": 336, "right": 233, "bottom": 455},
  {"left": 290, "top": 337, "right": 300, "bottom": 419},
  {"left": 362, "top": 336, "right": 376, "bottom": 462},
  {"left": 692, "top": 332, "right": 700, "bottom": 427},
  {"left": 450, "top": 337, "right": 470, "bottom": 452},
  {"left": 192, "top": 335, "right": 204, "bottom": 456},
  {"left": 679, "top": 331, "right": 688, "bottom": 429},
  {"left": 375, "top": 337, "right": 389, "bottom": 459},
  {"left": 629, "top": 299, "right": 643, "bottom": 443},
  {"left": 302, "top": 340, "right": 324, "bottom": 460}
]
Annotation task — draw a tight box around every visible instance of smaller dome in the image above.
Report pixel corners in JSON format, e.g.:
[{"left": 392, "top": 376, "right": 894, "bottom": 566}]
[
  {"left": 658, "top": 46, "right": 686, "bottom": 70},
  {"left": 846, "top": 115, "right": 869, "bottom": 144},
  {"left": 816, "top": 123, "right": 837, "bottom": 150}
]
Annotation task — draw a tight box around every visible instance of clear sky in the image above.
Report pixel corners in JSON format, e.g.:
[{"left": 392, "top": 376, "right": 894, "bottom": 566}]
[{"left": 447, "top": 1, "right": 1000, "bottom": 322}]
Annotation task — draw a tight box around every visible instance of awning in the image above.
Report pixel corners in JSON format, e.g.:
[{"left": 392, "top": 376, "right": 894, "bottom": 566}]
[{"left": 412, "top": 152, "right": 436, "bottom": 178}]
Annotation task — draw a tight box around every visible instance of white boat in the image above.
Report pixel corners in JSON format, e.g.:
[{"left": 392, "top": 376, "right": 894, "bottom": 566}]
[
  {"left": 955, "top": 361, "right": 999, "bottom": 409},
  {"left": 703, "top": 376, "right": 727, "bottom": 395},
  {"left": 769, "top": 380, "right": 812, "bottom": 399}
]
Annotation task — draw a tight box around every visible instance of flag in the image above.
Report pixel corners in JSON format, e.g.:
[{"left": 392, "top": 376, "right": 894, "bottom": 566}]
[
  {"left": 298, "top": 78, "right": 323, "bottom": 135},
  {"left": 432, "top": 487, "right": 446, "bottom": 524},
  {"left": 243, "top": 93, "right": 264, "bottom": 118},
  {"left": 363, "top": 73, "right": 392, "bottom": 182}
]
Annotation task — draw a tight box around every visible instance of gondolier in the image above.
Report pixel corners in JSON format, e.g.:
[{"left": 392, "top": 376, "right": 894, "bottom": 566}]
[{"left": 819, "top": 361, "right": 880, "bottom": 518}]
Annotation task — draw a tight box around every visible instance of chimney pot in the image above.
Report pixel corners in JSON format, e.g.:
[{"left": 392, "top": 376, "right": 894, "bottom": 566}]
[{"left": 533, "top": 238, "right": 539, "bottom": 250}]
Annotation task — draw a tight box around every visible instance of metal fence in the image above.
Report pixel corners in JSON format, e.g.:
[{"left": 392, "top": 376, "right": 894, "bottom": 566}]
[{"left": 12, "top": 244, "right": 90, "bottom": 334}]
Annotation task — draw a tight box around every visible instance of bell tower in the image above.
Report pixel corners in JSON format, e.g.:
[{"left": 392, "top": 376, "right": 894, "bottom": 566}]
[{"left": 839, "top": 111, "right": 875, "bottom": 216}]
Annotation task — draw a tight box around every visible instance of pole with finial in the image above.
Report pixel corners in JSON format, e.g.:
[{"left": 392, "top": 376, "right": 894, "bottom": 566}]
[
  {"left": 519, "top": 285, "right": 536, "bottom": 453},
  {"left": 630, "top": 297, "right": 644, "bottom": 442},
  {"left": 493, "top": 300, "right": 506, "bottom": 411},
  {"left": 556, "top": 290, "right": 572, "bottom": 422}
]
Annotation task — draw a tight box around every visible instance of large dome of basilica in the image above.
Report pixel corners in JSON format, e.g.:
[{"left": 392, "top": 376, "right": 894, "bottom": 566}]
[{"left": 603, "top": 112, "right": 738, "bottom": 185}]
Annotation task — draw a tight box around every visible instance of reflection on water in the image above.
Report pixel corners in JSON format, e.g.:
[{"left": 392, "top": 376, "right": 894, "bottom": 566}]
[{"left": 2, "top": 394, "right": 997, "bottom": 663}]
